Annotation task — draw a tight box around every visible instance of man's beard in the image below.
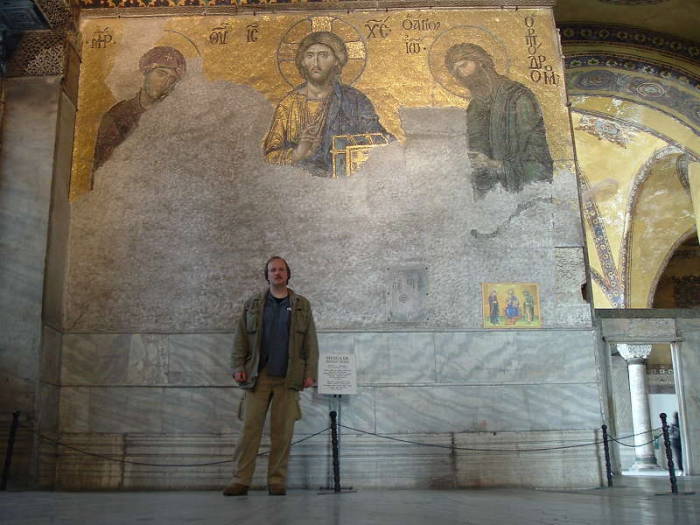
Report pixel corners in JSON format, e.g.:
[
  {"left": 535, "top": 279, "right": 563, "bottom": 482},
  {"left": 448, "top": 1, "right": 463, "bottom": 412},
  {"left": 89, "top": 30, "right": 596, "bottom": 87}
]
[
  {"left": 455, "top": 70, "right": 492, "bottom": 96},
  {"left": 303, "top": 66, "right": 336, "bottom": 86}
]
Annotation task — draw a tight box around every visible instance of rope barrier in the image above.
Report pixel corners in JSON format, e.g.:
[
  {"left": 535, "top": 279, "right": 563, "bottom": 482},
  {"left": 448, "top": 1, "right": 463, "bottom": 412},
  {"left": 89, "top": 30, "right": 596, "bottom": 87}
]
[
  {"left": 36, "top": 427, "right": 331, "bottom": 468},
  {"left": 339, "top": 424, "right": 663, "bottom": 454},
  {"left": 609, "top": 434, "right": 661, "bottom": 449},
  {"left": 4, "top": 410, "right": 663, "bottom": 468}
]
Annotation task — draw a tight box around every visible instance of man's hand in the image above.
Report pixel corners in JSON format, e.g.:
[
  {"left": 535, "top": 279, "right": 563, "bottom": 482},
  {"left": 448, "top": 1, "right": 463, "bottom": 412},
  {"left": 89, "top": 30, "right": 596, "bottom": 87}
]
[
  {"left": 303, "top": 377, "right": 315, "bottom": 389},
  {"left": 234, "top": 371, "right": 247, "bottom": 383},
  {"left": 291, "top": 122, "right": 323, "bottom": 163},
  {"left": 468, "top": 150, "right": 502, "bottom": 170}
]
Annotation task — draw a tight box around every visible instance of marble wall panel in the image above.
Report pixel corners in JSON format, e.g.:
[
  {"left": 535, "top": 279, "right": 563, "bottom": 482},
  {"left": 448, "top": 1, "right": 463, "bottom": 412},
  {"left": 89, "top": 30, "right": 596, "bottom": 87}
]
[
  {"left": 317, "top": 332, "right": 354, "bottom": 354},
  {"left": 123, "top": 434, "right": 235, "bottom": 489},
  {"left": 451, "top": 430, "right": 603, "bottom": 489},
  {"left": 55, "top": 434, "right": 125, "bottom": 490},
  {"left": 163, "top": 387, "right": 235, "bottom": 434},
  {"left": 127, "top": 334, "right": 168, "bottom": 384},
  {"left": 163, "top": 388, "right": 222, "bottom": 434},
  {"left": 52, "top": 429, "right": 602, "bottom": 490},
  {"left": 294, "top": 390, "right": 375, "bottom": 435},
  {"left": 167, "top": 334, "right": 233, "bottom": 385},
  {"left": 434, "top": 330, "right": 597, "bottom": 384},
  {"left": 88, "top": 387, "right": 164, "bottom": 433},
  {"left": 373, "top": 383, "right": 602, "bottom": 434},
  {"left": 215, "top": 387, "right": 244, "bottom": 434},
  {"left": 61, "top": 334, "right": 131, "bottom": 384},
  {"left": 59, "top": 387, "right": 90, "bottom": 433},
  {"left": 355, "top": 332, "right": 436, "bottom": 384}
]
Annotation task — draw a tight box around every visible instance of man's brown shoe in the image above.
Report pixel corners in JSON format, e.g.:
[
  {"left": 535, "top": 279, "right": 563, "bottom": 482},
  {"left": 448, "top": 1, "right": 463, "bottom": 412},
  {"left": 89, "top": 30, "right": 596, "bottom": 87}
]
[
  {"left": 222, "top": 483, "right": 249, "bottom": 496},
  {"left": 268, "top": 484, "right": 286, "bottom": 496}
]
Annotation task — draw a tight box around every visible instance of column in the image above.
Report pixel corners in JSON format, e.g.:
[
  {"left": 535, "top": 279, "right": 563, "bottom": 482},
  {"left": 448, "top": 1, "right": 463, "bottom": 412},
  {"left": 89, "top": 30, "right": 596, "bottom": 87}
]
[{"left": 617, "top": 343, "right": 661, "bottom": 471}]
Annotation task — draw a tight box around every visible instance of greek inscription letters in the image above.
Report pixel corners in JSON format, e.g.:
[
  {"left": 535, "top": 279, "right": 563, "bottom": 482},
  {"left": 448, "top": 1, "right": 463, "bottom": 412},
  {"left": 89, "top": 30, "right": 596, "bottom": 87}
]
[
  {"left": 405, "top": 38, "right": 423, "bottom": 55},
  {"left": 365, "top": 17, "right": 391, "bottom": 39},
  {"left": 401, "top": 18, "right": 440, "bottom": 31},
  {"left": 209, "top": 25, "right": 230, "bottom": 45},
  {"left": 246, "top": 24, "right": 259, "bottom": 43},
  {"left": 524, "top": 15, "right": 558, "bottom": 86},
  {"left": 90, "top": 27, "right": 113, "bottom": 49}
]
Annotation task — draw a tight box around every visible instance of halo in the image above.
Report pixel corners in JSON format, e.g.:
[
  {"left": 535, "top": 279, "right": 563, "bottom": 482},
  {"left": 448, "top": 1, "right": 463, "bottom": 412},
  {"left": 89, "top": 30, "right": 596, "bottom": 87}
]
[
  {"left": 162, "top": 29, "right": 201, "bottom": 57},
  {"left": 428, "top": 25, "right": 511, "bottom": 99},
  {"left": 277, "top": 16, "right": 367, "bottom": 88}
]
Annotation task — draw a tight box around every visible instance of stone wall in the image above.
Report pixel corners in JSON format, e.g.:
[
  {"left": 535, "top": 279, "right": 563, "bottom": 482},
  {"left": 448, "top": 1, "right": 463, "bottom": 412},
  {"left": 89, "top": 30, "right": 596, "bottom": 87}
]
[{"left": 46, "top": 6, "right": 602, "bottom": 489}]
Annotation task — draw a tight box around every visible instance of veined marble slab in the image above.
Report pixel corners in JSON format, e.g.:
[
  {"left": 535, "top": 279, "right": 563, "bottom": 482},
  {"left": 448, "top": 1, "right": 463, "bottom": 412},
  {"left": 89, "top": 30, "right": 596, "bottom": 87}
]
[
  {"left": 61, "top": 334, "right": 132, "bottom": 385},
  {"left": 162, "top": 387, "right": 242, "bottom": 434},
  {"left": 371, "top": 383, "right": 602, "bottom": 434},
  {"left": 355, "top": 332, "right": 437, "bottom": 384},
  {"left": 167, "top": 333, "right": 232, "bottom": 385},
  {"left": 53, "top": 429, "right": 602, "bottom": 490},
  {"left": 54, "top": 434, "right": 125, "bottom": 490},
  {"left": 434, "top": 330, "right": 597, "bottom": 384},
  {"left": 88, "top": 387, "right": 164, "bottom": 433}
]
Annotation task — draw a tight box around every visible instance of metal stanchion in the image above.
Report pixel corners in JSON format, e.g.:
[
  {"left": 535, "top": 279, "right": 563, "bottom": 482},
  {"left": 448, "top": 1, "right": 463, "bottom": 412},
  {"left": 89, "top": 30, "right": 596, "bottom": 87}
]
[
  {"left": 330, "top": 411, "right": 341, "bottom": 493},
  {"left": 660, "top": 413, "right": 678, "bottom": 495},
  {"left": 319, "top": 410, "right": 354, "bottom": 494},
  {"left": 1, "top": 411, "right": 20, "bottom": 490},
  {"left": 601, "top": 424, "right": 613, "bottom": 487}
]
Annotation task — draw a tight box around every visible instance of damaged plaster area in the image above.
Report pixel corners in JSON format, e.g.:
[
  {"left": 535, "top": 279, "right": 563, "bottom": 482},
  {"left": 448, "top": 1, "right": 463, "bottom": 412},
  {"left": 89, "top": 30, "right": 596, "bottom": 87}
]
[{"left": 67, "top": 70, "right": 590, "bottom": 331}]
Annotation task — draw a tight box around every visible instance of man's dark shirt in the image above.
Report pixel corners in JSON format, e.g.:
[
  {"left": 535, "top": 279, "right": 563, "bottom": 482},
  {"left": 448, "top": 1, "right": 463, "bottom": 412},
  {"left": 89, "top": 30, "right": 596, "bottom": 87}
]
[{"left": 260, "top": 293, "right": 291, "bottom": 377}]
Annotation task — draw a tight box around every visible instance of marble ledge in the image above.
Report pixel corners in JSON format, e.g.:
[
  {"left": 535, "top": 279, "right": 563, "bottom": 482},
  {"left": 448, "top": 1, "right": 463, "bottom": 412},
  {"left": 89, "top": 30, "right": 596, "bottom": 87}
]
[
  {"left": 55, "top": 380, "right": 600, "bottom": 388},
  {"left": 59, "top": 327, "right": 596, "bottom": 334}
]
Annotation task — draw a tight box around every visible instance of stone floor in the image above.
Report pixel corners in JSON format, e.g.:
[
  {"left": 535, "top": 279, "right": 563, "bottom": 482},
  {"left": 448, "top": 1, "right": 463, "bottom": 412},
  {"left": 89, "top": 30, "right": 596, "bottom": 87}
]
[{"left": 1, "top": 476, "right": 697, "bottom": 524}]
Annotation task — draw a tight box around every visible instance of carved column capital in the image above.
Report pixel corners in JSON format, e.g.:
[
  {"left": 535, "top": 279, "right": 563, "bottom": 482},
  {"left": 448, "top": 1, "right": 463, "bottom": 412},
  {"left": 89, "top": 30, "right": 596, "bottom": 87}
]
[{"left": 617, "top": 343, "right": 653, "bottom": 363}]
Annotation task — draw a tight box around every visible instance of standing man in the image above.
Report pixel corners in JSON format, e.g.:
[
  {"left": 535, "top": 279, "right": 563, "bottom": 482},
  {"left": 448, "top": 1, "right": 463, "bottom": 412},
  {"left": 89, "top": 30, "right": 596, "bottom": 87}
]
[
  {"left": 223, "top": 256, "right": 318, "bottom": 496},
  {"left": 264, "top": 31, "right": 392, "bottom": 175}
]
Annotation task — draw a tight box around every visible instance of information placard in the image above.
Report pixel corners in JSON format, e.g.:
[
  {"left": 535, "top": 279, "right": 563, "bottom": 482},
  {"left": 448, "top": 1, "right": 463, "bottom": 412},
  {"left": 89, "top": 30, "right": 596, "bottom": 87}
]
[{"left": 318, "top": 352, "right": 357, "bottom": 395}]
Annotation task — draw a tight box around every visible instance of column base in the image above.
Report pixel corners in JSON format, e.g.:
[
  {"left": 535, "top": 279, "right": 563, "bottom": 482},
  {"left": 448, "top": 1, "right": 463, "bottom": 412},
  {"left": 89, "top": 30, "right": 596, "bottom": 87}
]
[{"left": 626, "top": 456, "right": 664, "bottom": 474}]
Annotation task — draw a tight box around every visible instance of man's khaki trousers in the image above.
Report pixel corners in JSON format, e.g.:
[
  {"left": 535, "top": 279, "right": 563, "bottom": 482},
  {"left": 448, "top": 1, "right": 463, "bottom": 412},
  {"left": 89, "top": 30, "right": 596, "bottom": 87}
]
[{"left": 231, "top": 368, "right": 301, "bottom": 487}]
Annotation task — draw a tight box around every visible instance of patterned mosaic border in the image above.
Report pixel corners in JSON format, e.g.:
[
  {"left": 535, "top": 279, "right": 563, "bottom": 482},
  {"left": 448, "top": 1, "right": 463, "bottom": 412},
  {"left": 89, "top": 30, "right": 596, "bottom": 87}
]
[
  {"left": 35, "top": 0, "right": 73, "bottom": 30},
  {"left": 566, "top": 54, "right": 700, "bottom": 90},
  {"left": 565, "top": 60, "right": 700, "bottom": 136},
  {"left": 75, "top": 0, "right": 557, "bottom": 8},
  {"left": 5, "top": 30, "right": 65, "bottom": 76},
  {"left": 578, "top": 174, "right": 625, "bottom": 308},
  {"left": 559, "top": 23, "right": 700, "bottom": 65}
]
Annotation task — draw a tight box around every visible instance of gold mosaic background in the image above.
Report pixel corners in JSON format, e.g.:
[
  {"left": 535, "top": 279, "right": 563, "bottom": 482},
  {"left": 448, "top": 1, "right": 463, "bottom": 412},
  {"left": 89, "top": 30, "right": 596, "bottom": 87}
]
[{"left": 72, "top": 9, "right": 571, "bottom": 199}]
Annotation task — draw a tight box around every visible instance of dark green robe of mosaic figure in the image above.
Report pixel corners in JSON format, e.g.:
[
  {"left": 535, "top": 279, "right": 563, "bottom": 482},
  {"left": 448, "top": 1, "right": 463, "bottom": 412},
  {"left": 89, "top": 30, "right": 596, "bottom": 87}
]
[{"left": 467, "top": 74, "right": 553, "bottom": 195}]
